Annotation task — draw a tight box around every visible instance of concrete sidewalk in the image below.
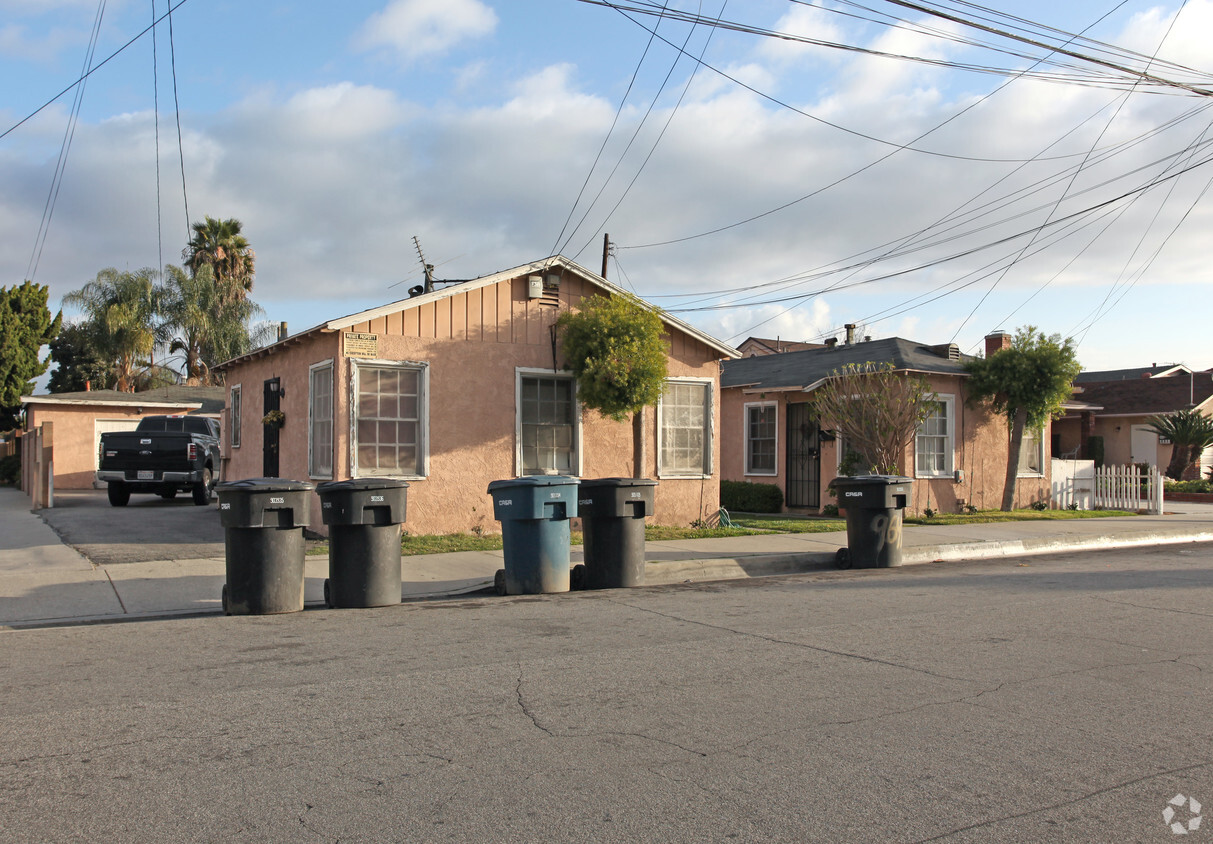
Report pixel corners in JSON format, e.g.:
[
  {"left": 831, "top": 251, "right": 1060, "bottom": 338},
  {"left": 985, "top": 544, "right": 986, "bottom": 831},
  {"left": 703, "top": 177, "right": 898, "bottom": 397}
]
[{"left": 3, "top": 485, "right": 1213, "bottom": 629}]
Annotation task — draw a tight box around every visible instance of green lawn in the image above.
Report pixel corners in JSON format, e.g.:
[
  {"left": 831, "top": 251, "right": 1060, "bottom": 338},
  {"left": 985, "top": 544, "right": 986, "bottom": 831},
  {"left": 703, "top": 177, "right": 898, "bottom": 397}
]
[{"left": 304, "top": 506, "right": 1134, "bottom": 556}]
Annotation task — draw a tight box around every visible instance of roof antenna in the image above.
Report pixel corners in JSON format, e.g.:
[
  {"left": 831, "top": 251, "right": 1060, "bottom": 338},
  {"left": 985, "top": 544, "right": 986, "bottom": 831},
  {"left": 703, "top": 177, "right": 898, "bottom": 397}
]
[{"left": 413, "top": 236, "right": 435, "bottom": 294}]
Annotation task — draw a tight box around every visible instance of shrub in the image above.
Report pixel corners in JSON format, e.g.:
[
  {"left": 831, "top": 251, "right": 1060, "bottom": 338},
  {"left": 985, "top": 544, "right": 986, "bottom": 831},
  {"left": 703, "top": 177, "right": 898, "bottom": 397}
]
[
  {"left": 1165, "top": 479, "right": 1213, "bottom": 494},
  {"left": 821, "top": 503, "right": 839, "bottom": 517},
  {"left": 1030, "top": 499, "right": 1049, "bottom": 511},
  {"left": 720, "top": 480, "right": 784, "bottom": 513},
  {"left": 0, "top": 454, "right": 19, "bottom": 486}
]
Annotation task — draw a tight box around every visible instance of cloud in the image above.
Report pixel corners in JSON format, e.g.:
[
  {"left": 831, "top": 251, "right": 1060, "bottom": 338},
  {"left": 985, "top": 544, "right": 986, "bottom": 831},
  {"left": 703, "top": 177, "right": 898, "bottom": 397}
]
[{"left": 354, "top": 0, "right": 497, "bottom": 62}]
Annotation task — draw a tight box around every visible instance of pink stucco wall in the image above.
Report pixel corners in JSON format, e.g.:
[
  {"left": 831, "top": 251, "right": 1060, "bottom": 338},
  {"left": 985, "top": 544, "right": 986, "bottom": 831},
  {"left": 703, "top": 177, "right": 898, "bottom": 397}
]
[
  {"left": 721, "top": 374, "right": 1050, "bottom": 515},
  {"left": 220, "top": 270, "right": 727, "bottom": 534}
]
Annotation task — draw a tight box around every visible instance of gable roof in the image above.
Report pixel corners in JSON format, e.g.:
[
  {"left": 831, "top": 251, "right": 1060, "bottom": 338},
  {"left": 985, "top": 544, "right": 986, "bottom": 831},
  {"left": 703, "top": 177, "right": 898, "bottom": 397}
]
[
  {"left": 1069, "top": 372, "right": 1213, "bottom": 417},
  {"left": 737, "top": 337, "right": 826, "bottom": 356},
  {"left": 1074, "top": 364, "right": 1192, "bottom": 383},
  {"left": 217, "top": 255, "right": 739, "bottom": 370},
  {"left": 20, "top": 386, "right": 226, "bottom": 414},
  {"left": 722, "top": 337, "right": 973, "bottom": 392}
]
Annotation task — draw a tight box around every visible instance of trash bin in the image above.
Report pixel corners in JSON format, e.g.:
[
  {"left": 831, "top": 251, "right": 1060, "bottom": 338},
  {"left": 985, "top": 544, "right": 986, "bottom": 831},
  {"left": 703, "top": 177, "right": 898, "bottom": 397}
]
[
  {"left": 828, "top": 475, "right": 912, "bottom": 569},
  {"left": 487, "top": 476, "right": 580, "bottom": 595},
  {"left": 573, "top": 478, "right": 656, "bottom": 589},
  {"left": 316, "top": 478, "right": 409, "bottom": 608},
  {"left": 217, "top": 478, "right": 315, "bottom": 615}
]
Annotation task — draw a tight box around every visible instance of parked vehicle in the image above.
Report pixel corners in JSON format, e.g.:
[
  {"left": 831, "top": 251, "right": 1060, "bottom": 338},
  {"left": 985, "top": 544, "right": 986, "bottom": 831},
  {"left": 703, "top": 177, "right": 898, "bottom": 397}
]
[{"left": 96, "top": 415, "right": 221, "bottom": 506}]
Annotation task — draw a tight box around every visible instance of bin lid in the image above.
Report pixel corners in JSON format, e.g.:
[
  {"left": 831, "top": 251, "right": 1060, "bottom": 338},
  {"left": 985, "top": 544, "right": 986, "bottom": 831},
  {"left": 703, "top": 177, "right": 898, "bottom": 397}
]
[
  {"left": 828, "top": 474, "right": 912, "bottom": 488},
  {"left": 578, "top": 477, "right": 658, "bottom": 490},
  {"left": 486, "top": 475, "right": 580, "bottom": 494},
  {"left": 216, "top": 477, "right": 316, "bottom": 493},
  {"left": 316, "top": 477, "right": 409, "bottom": 494}
]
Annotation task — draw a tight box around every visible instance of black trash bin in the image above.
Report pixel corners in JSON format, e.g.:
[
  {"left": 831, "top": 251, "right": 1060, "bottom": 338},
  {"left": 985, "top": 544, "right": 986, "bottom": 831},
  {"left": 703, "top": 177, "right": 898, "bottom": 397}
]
[
  {"left": 574, "top": 478, "right": 656, "bottom": 589},
  {"left": 316, "top": 478, "right": 409, "bottom": 608},
  {"left": 217, "top": 478, "right": 315, "bottom": 615},
  {"left": 487, "top": 476, "right": 580, "bottom": 595},
  {"left": 828, "top": 475, "right": 912, "bottom": 569}
]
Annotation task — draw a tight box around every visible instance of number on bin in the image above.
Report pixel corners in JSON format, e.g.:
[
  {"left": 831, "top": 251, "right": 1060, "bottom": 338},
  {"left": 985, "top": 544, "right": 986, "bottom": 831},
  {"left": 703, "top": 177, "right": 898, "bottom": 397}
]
[
  {"left": 270, "top": 497, "right": 284, "bottom": 504},
  {"left": 371, "top": 495, "right": 384, "bottom": 502},
  {"left": 220, "top": 503, "right": 230, "bottom": 510}
]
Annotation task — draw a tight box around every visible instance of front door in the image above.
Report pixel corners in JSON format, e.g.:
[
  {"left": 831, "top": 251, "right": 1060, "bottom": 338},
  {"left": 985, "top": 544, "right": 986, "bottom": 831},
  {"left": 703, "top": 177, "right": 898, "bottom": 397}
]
[
  {"left": 786, "top": 403, "right": 820, "bottom": 509},
  {"left": 1130, "top": 425, "right": 1158, "bottom": 467},
  {"left": 263, "top": 378, "right": 281, "bottom": 478}
]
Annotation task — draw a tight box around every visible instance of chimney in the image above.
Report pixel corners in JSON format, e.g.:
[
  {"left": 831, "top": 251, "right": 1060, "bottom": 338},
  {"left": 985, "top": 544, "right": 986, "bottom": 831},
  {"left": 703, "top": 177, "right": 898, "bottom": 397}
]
[
  {"left": 85, "top": 380, "right": 91, "bottom": 392},
  {"left": 845, "top": 323, "right": 856, "bottom": 345},
  {"left": 985, "top": 331, "right": 1011, "bottom": 358},
  {"left": 824, "top": 337, "right": 838, "bottom": 348},
  {"left": 278, "top": 321, "right": 289, "bottom": 342}
]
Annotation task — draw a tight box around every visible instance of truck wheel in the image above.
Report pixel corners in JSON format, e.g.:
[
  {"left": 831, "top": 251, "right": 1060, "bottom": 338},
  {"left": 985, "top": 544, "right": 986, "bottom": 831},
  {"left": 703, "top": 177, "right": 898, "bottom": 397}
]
[
  {"left": 107, "top": 483, "right": 130, "bottom": 507},
  {"left": 193, "top": 467, "right": 213, "bottom": 505}
]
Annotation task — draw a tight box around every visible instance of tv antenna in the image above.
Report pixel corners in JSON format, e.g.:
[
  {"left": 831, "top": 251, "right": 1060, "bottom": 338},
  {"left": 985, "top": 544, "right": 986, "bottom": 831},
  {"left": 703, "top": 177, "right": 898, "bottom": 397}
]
[{"left": 413, "top": 236, "right": 436, "bottom": 294}]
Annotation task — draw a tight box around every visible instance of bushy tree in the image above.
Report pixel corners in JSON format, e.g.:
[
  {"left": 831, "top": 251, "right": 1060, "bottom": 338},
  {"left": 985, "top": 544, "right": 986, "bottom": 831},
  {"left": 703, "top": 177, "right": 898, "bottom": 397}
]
[
  {"left": 47, "top": 321, "right": 114, "bottom": 393},
  {"left": 809, "top": 362, "right": 936, "bottom": 475},
  {"left": 1147, "top": 409, "right": 1213, "bottom": 480},
  {"left": 0, "top": 281, "right": 62, "bottom": 427},
  {"left": 964, "top": 326, "right": 1082, "bottom": 511}
]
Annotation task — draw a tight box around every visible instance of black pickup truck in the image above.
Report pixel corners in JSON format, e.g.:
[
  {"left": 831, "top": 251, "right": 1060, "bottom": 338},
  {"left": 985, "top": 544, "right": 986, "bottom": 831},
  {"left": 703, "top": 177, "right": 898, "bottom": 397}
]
[{"left": 96, "top": 415, "right": 222, "bottom": 506}]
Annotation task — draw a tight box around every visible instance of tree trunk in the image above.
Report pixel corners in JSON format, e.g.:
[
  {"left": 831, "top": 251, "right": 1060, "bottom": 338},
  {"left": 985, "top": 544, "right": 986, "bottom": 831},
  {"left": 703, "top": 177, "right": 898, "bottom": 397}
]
[
  {"left": 1002, "top": 406, "right": 1027, "bottom": 512},
  {"left": 632, "top": 407, "right": 647, "bottom": 479}
]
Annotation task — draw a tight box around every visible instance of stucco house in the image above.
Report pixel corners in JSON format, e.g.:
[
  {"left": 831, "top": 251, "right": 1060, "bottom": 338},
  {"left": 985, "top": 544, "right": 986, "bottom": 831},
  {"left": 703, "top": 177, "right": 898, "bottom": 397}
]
[
  {"left": 720, "top": 331, "right": 1051, "bottom": 514},
  {"left": 213, "top": 256, "right": 740, "bottom": 535},
  {"left": 1054, "top": 367, "right": 1213, "bottom": 475},
  {"left": 20, "top": 386, "right": 225, "bottom": 490}
]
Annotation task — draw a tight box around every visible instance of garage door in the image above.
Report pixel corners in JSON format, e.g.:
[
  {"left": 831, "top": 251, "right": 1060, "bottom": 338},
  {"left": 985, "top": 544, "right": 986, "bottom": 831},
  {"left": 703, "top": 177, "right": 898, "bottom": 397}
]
[{"left": 94, "top": 419, "right": 142, "bottom": 487}]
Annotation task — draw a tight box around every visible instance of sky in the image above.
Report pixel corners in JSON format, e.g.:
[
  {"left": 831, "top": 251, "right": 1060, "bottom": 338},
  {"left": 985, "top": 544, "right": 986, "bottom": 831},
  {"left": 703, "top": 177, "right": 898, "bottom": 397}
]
[{"left": 3, "top": 0, "right": 1213, "bottom": 379}]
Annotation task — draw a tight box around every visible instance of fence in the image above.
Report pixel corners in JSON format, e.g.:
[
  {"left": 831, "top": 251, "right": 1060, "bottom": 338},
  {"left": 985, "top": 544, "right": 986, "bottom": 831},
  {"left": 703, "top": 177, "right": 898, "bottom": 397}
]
[
  {"left": 20, "top": 422, "right": 54, "bottom": 509},
  {"left": 1051, "top": 460, "right": 1164, "bottom": 514}
]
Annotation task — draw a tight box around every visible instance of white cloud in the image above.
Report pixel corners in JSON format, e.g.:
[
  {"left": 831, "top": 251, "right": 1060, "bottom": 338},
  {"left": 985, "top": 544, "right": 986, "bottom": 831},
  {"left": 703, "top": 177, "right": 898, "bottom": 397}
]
[{"left": 354, "top": 0, "right": 497, "bottom": 62}]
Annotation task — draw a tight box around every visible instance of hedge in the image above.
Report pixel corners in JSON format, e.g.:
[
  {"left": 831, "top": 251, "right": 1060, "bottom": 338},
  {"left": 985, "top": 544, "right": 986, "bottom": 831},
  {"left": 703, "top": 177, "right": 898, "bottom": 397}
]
[{"left": 720, "top": 480, "right": 783, "bottom": 513}]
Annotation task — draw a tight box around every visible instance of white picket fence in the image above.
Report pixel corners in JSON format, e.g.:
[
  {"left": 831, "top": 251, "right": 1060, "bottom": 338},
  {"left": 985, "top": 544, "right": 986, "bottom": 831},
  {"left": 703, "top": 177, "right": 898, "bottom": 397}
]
[{"left": 1051, "top": 460, "right": 1164, "bottom": 514}]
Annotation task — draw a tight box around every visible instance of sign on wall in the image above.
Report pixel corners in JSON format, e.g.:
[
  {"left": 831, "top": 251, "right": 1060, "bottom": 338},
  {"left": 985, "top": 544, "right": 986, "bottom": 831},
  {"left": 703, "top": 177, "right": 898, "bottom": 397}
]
[{"left": 343, "top": 332, "right": 378, "bottom": 359}]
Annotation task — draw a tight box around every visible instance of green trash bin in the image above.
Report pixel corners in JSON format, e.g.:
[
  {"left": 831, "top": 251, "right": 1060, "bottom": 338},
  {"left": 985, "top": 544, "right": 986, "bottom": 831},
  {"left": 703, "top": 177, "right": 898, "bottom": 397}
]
[
  {"left": 217, "top": 478, "right": 315, "bottom": 615},
  {"left": 573, "top": 478, "right": 656, "bottom": 589},
  {"left": 828, "top": 475, "right": 911, "bottom": 569},
  {"left": 487, "top": 476, "right": 580, "bottom": 595},
  {"left": 316, "top": 478, "right": 408, "bottom": 608}
]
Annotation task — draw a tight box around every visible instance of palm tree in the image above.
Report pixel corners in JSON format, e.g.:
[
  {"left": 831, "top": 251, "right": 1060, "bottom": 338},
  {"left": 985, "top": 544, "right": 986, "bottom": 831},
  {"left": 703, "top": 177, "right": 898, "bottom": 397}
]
[
  {"left": 1146, "top": 409, "right": 1213, "bottom": 480},
  {"left": 182, "top": 216, "right": 255, "bottom": 300},
  {"left": 159, "top": 264, "right": 270, "bottom": 384},
  {"left": 62, "top": 268, "right": 161, "bottom": 392}
]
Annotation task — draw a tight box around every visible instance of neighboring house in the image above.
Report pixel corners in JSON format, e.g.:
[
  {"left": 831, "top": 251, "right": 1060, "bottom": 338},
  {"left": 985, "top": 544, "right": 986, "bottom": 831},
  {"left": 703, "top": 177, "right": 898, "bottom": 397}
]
[
  {"left": 213, "top": 256, "right": 740, "bottom": 535},
  {"left": 20, "top": 386, "right": 225, "bottom": 490},
  {"left": 1073, "top": 364, "right": 1192, "bottom": 383},
  {"left": 737, "top": 337, "right": 826, "bottom": 357},
  {"left": 1055, "top": 369, "right": 1213, "bottom": 473},
  {"left": 720, "top": 332, "right": 1052, "bottom": 514}
]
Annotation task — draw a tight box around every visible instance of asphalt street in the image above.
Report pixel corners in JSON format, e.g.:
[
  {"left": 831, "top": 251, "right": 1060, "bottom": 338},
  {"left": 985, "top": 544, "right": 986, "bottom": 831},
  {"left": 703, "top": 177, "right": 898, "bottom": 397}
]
[{"left": 2, "top": 542, "right": 1211, "bottom": 842}]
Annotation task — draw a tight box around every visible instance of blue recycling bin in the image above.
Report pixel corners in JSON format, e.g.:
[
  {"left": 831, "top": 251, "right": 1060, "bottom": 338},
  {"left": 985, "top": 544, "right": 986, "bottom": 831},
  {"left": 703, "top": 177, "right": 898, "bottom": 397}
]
[{"left": 487, "top": 476, "right": 580, "bottom": 595}]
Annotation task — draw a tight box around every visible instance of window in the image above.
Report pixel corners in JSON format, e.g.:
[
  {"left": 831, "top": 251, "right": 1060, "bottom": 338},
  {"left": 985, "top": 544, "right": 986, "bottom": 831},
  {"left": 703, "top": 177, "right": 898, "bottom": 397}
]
[
  {"left": 354, "top": 362, "right": 427, "bottom": 477},
  {"left": 915, "top": 395, "right": 954, "bottom": 477},
  {"left": 518, "top": 373, "right": 578, "bottom": 475},
  {"left": 1018, "top": 426, "right": 1045, "bottom": 476},
  {"left": 745, "top": 403, "right": 777, "bottom": 475},
  {"left": 659, "top": 379, "right": 712, "bottom": 477},
  {"left": 309, "top": 361, "right": 333, "bottom": 479},
  {"left": 229, "top": 386, "right": 241, "bottom": 448}
]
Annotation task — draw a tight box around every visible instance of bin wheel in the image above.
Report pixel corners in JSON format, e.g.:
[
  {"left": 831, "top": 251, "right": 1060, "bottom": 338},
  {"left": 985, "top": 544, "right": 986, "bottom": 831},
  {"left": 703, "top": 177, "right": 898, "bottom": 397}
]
[
  {"left": 835, "top": 548, "right": 852, "bottom": 570},
  {"left": 324, "top": 579, "right": 333, "bottom": 608},
  {"left": 494, "top": 569, "right": 507, "bottom": 596},
  {"left": 221, "top": 584, "right": 230, "bottom": 615},
  {"left": 570, "top": 564, "right": 586, "bottom": 591}
]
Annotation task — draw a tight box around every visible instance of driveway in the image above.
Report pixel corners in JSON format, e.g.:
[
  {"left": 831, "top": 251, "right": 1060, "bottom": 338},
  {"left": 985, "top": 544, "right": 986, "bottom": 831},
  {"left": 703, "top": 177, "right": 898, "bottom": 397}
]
[{"left": 40, "top": 489, "right": 226, "bottom": 565}]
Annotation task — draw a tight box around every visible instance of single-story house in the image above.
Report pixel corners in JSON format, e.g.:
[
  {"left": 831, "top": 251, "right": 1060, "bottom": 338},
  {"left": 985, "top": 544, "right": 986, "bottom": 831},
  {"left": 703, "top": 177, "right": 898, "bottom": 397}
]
[
  {"left": 720, "top": 331, "right": 1051, "bottom": 513},
  {"left": 20, "top": 386, "right": 225, "bottom": 490},
  {"left": 213, "top": 256, "right": 740, "bottom": 535},
  {"left": 1054, "top": 368, "right": 1213, "bottom": 474},
  {"left": 736, "top": 336, "right": 825, "bottom": 357}
]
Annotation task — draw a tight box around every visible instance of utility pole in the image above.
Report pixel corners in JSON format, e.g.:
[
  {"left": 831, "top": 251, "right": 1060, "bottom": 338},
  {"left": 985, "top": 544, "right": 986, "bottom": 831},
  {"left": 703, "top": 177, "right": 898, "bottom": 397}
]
[{"left": 601, "top": 233, "right": 610, "bottom": 280}]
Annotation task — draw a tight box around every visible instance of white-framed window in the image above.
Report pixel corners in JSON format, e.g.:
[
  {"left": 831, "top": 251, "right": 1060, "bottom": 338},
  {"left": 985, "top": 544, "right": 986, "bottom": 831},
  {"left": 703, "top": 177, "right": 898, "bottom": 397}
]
[
  {"left": 745, "top": 402, "right": 777, "bottom": 475},
  {"left": 352, "top": 360, "right": 428, "bottom": 478},
  {"left": 659, "top": 378, "right": 713, "bottom": 478},
  {"left": 309, "top": 360, "right": 333, "bottom": 479},
  {"left": 915, "top": 394, "right": 954, "bottom": 478},
  {"left": 229, "top": 385, "right": 241, "bottom": 449},
  {"left": 517, "top": 370, "right": 580, "bottom": 476},
  {"left": 1017, "top": 425, "right": 1045, "bottom": 477}
]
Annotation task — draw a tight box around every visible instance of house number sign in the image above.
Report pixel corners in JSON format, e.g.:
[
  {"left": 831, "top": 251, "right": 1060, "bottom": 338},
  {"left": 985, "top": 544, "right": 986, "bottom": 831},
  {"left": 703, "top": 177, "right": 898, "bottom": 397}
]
[{"left": 344, "top": 332, "right": 378, "bottom": 358}]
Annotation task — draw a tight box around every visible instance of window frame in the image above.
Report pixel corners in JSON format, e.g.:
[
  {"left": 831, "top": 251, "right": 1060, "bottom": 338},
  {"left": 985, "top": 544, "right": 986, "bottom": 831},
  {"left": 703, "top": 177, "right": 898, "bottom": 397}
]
[
  {"left": 914, "top": 393, "right": 955, "bottom": 479},
  {"left": 657, "top": 377, "right": 714, "bottom": 480},
  {"left": 744, "top": 401, "right": 778, "bottom": 477},
  {"left": 515, "top": 368, "right": 582, "bottom": 477},
  {"left": 1017, "top": 424, "right": 1046, "bottom": 478},
  {"left": 349, "top": 359, "right": 430, "bottom": 480},
  {"left": 308, "top": 359, "right": 334, "bottom": 480},
  {"left": 229, "top": 384, "right": 241, "bottom": 449}
]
